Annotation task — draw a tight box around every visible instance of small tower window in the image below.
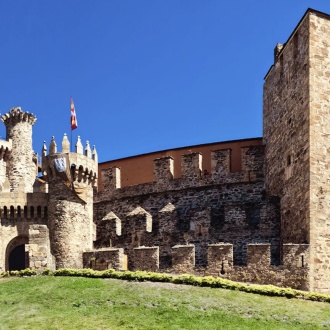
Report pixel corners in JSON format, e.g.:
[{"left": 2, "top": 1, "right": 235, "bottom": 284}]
[{"left": 287, "top": 155, "right": 292, "bottom": 166}]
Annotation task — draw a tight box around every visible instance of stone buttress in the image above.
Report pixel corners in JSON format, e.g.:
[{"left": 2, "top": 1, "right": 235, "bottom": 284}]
[{"left": 42, "top": 135, "right": 98, "bottom": 269}]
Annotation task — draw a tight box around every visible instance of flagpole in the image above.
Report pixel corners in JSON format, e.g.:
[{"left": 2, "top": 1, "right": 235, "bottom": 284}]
[{"left": 70, "top": 96, "right": 72, "bottom": 152}]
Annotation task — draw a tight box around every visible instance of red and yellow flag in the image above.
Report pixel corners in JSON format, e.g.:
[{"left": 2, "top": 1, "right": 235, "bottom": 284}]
[{"left": 70, "top": 97, "right": 78, "bottom": 130}]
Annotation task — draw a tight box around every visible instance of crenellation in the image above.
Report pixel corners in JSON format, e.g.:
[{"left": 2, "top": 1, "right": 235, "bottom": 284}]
[
  {"left": 92, "top": 145, "right": 98, "bottom": 163},
  {"left": 133, "top": 246, "right": 159, "bottom": 271},
  {"left": 75, "top": 136, "right": 83, "bottom": 154},
  {"left": 85, "top": 140, "right": 91, "bottom": 158},
  {"left": 83, "top": 248, "right": 127, "bottom": 271},
  {"left": 241, "top": 145, "right": 265, "bottom": 181},
  {"left": 181, "top": 152, "right": 202, "bottom": 180},
  {"left": 101, "top": 167, "right": 121, "bottom": 193},
  {"left": 125, "top": 207, "right": 152, "bottom": 233},
  {"left": 211, "top": 148, "right": 231, "bottom": 176},
  {"left": 61, "top": 134, "right": 70, "bottom": 153},
  {"left": 49, "top": 136, "right": 57, "bottom": 154},
  {"left": 282, "top": 243, "right": 309, "bottom": 267},
  {"left": 172, "top": 245, "right": 195, "bottom": 273},
  {"left": 247, "top": 244, "right": 270, "bottom": 266},
  {"left": 207, "top": 243, "right": 233, "bottom": 276},
  {"left": 153, "top": 156, "right": 174, "bottom": 185}
]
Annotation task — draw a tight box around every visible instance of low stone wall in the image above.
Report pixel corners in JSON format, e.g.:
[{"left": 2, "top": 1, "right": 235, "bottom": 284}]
[{"left": 86, "top": 243, "right": 310, "bottom": 291}]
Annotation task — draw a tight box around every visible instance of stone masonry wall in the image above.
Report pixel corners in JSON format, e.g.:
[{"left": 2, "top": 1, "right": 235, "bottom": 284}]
[
  {"left": 83, "top": 248, "right": 126, "bottom": 271},
  {"left": 263, "top": 13, "right": 310, "bottom": 247},
  {"left": 264, "top": 9, "right": 330, "bottom": 293},
  {"left": 94, "top": 147, "right": 281, "bottom": 275},
  {"left": 309, "top": 11, "right": 330, "bottom": 293}
]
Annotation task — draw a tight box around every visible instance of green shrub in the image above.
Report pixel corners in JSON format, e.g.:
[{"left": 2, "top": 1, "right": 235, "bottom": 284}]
[{"left": 6, "top": 267, "right": 330, "bottom": 303}]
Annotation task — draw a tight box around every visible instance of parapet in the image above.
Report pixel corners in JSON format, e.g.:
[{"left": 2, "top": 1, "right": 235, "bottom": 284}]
[
  {"left": 42, "top": 134, "right": 98, "bottom": 185},
  {"left": 1, "top": 107, "right": 37, "bottom": 127},
  {"left": 99, "top": 145, "right": 265, "bottom": 198},
  {"left": 86, "top": 242, "right": 309, "bottom": 290},
  {"left": 0, "top": 192, "right": 48, "bottom": 220}
]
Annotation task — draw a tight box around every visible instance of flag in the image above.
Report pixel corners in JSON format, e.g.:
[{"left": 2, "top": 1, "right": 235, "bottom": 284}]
[{"left": 70, "top": 97, "right": 78, "bottom": 130}]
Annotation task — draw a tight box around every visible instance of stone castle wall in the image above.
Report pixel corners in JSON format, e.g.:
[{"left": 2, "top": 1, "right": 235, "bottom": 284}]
[
  {"left": 263, "top": 13, "right": 310, "bottom": 246},
  {"left": 3, "top": 8, "right": 330, "bottom": 295},
  {"left": 264, "top": 9, "right": 330, "bottom": 293},
  {"left": 309, "top": 12, "right": 330, "bottom": 294},
  {"left": 93, "top": 146, "right": 282, "bottom": 274}
]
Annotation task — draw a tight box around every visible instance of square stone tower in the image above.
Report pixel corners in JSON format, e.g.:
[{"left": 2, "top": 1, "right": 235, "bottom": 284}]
[{"left": 263, "top": 8, "right": 330, "bottom": 293}]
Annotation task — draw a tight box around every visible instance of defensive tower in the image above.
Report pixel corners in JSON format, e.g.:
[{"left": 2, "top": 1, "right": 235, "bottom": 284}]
[
  {"left": 1, "top": 107, "right": 37, "bottom": 192},
  {"left": 42, "top": 134, "right": 98, "bottom": 269},
  {"left": 263, "top": 8, "right": 330, "bottom": 293}
]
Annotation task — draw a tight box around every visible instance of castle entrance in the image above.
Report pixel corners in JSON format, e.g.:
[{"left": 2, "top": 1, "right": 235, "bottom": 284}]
[
  {"left": 5, "top": 236, "right": 29, "bottom": 271},
  {"left": 8, "top": 245, "right": 28, "bottom": 271}
]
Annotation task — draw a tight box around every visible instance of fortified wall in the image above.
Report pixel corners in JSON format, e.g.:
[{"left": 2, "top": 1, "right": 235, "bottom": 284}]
[
  {"left": 3, "top": 8, "right": 330, "bottom": 294},
  {"left": 89, "top": 147, "right": 308, "bottom": 290}
]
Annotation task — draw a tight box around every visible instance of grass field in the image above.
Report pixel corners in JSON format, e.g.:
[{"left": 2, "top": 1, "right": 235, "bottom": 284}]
[{"left": 0, "top": 276, "right": 330, "bottom": 329}]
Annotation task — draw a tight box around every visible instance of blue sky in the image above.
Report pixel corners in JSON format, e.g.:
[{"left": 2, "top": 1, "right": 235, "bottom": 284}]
[{"left": 0, "top": 1, "right": 328, "bottom": 162}]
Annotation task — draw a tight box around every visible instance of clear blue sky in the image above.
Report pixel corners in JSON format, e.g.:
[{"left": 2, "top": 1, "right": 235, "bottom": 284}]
[{"left": 0, "top": 1, "right": 328, "bottom": 162}]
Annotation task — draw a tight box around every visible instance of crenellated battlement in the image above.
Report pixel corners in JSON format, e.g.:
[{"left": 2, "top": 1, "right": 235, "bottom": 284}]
[
  {"left": 41, "top": 134, "right": 98, "bottom": 186},
  {"left": 98, "top": 145, "right": 265, "bottom": 200},
  {"left": 83, "top": 242, "right": 309, "bottom": 290},
  {"left": 0, "top": 192, "right": 48, "bottom": 220},
  {"left": 1, "top": 107, "right": 37, "bottom": 127}
]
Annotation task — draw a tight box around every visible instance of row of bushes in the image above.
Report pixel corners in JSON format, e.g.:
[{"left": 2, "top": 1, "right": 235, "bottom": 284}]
[{"left": 1, "top": 267, "right": 330, "bottom": 303}]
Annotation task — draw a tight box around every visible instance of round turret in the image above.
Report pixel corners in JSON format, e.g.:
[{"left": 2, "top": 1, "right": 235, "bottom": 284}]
[
  {"left": 42, "top": 134, "right": 98, "bottom": 269},
  {"left": 1, "top": 107, "right": 37, "bottom": 192}
]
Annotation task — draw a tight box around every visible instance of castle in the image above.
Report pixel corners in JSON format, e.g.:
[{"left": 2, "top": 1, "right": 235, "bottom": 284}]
[{"left": 1, "top": 8, "right": 330, "bottom": 293}]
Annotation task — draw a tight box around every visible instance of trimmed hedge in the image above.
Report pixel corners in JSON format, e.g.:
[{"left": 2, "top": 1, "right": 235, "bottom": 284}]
[{"left": 2, "top": 268, "right": 330, "bottom": 303}]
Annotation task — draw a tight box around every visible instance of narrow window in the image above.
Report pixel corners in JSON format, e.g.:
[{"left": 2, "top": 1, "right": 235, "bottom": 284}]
[
  {"left": 17, "top": 206, "right": 21, "bottom": 218},
  {"left": 287, "top": 155, "right": 292, "bottom": 166},
  {"left": 10, "top": 206, "right": 14, "bottom": 219},
  {"left": 37, "top": 206, "right": 41, "bottom": 218},
  {"left": 30, "top": 206, "right": 34, "bottom": 218}
]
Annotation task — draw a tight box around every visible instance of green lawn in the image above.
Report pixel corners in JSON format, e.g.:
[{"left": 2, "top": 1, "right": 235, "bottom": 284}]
[{"left": 0, "top": 276, "right": 329, "bottom": 329}]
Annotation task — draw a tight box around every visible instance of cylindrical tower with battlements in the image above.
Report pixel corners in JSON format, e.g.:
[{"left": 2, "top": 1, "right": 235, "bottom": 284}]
[
  {"left": 42, "top": 134, "right": 98, "bottom": 269},
  {"left": 1, "top": 107, "right": 37, "bottom": 193}
]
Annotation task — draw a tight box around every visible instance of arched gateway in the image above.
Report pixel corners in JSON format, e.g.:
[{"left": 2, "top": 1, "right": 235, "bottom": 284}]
[{"left": 5, "top": 236, "right": 29, "bottom": 271}]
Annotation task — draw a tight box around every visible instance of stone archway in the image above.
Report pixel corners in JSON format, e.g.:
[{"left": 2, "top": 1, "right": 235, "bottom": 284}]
[{"left": 5, "top": 236, "right": 29, "bottom": 271}]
